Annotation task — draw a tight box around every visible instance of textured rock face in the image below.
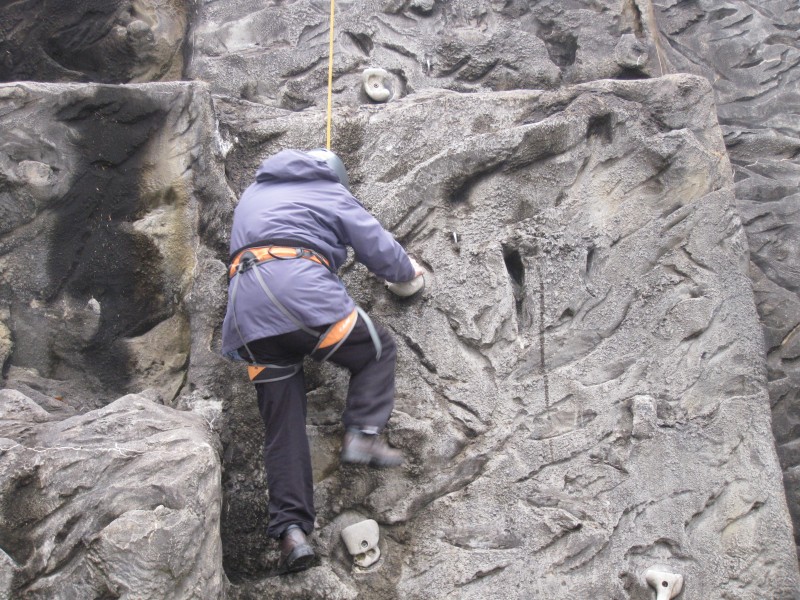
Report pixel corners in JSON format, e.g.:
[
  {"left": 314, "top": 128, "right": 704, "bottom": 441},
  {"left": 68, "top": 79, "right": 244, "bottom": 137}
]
[
  {"left": 0, "top": 80, "right": 234, "bottom": 598},
  {"left": 0, "top": 0, "right": 189, "bottom": 84},
  {"left": 0, "top": 389, "right": 224, "bottom": 599},
  {"left": 0, "top": 81, "right": 226, "bottom": 408},
  {"left": 189, "top": 0, "right": 800, "bottom": 558},
  {"left": 187, "top": 0, "right": 661, "bottom": 108},
  {"left": 651, "top": 0, "right": 800, "bottom": 552},
  {"left": 213, "top": 74, "right": 800, "bottom": 598},
  {"left": 1, "top": 0, "right": 800, "bottom": 598}
]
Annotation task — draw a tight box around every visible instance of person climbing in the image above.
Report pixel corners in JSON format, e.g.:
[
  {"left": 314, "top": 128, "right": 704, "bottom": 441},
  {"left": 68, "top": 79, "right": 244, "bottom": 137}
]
[{"left": 221, "top": 148, "right": 423, "bottom": 574}]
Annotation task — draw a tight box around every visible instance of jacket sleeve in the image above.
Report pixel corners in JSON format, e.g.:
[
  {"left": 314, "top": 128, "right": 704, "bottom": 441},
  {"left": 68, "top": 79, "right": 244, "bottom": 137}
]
[{"left": 335, "top": 194, "right": 416, "bottom": 282}]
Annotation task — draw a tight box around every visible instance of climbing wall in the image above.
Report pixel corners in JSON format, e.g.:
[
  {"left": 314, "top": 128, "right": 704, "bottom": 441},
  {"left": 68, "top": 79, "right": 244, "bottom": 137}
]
[
  {"left": 212, "top": 76, "right": 800, "bottom": 599},
  {"left": 651, "top": 0, "right": 800, "bottom": 555},
  {"left": 1, "top": 0, "right": 800, "bottom": 599}
]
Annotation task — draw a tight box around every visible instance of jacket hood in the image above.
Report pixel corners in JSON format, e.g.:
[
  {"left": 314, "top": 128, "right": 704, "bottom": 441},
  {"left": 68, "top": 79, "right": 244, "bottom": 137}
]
[{"left": 255, "top": 149, "right": 342, "bottom": 185}]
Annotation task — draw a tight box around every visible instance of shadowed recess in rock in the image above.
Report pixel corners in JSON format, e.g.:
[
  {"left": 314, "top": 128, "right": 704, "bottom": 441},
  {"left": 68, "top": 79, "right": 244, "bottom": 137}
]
[
  {"left": 0, "top": 0, "right": 189, "bottom": 84},
  {"left": 41, "top": 88, "right": 172, "bottom": 391}
]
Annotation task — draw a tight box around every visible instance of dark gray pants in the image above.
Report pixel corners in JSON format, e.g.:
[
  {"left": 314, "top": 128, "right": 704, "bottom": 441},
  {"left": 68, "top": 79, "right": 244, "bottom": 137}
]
[{"left": 245, "top": 316, "right": 397, "bottom": 539}]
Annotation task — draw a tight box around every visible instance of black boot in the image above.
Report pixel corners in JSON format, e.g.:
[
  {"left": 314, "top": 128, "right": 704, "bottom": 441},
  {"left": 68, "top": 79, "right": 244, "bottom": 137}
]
[
  {"left": 280, "top": 524, "right": 315, "bottom": 573},
  {"left": 341, "top": 429, "right": 404, "bottom": 468}
]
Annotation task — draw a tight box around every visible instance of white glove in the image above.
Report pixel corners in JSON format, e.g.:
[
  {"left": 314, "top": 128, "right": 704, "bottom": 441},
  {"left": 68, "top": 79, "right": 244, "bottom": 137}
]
[{"left": 387, "top": 257, "right": 426, "bottom": 297}]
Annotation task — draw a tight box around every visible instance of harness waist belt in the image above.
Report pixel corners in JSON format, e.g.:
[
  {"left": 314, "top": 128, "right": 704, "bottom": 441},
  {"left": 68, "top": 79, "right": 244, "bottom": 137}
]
[
  {"left": 229, "top": 245, "right": 331, "bottom": 279},
  {"left": 226, "top": 243, "right": 382, "bottom": 374}
]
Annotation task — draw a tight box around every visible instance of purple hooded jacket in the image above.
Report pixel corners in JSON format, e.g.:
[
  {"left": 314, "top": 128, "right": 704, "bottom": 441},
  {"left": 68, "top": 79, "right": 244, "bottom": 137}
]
[{"left": 221, "top": 150, "right": 416, "bottom": 357}]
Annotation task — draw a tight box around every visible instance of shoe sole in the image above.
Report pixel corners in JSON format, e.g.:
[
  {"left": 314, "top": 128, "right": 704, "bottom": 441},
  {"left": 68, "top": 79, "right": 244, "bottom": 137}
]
[
  {"left": 340, "top": 449, "right": 403, "bottom": 468},
  {"left": 284, "top": 545, "right": 316, "bottom": 574}
]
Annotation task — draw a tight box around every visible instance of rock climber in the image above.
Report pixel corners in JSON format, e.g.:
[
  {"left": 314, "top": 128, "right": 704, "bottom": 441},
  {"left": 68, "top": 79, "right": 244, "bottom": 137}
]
[{"left": 221, "top": 148, "right": 423, "bottom": 573}]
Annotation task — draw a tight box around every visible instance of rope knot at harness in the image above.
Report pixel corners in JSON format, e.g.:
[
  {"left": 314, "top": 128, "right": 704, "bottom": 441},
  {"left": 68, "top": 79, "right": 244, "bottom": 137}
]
[{"left": 236, "top": 251, "right": 258, "bottom": 275}]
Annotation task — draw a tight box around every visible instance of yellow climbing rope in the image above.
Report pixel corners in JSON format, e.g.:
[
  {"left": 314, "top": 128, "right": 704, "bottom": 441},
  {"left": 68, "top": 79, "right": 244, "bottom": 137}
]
[{"left": 325, "top": 0, "right": 336, "bottom": 150}]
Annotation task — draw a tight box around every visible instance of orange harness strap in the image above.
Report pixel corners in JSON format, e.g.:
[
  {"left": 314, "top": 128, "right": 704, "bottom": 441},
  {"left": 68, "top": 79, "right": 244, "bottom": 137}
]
[
  {"left": 246, "top": 308, "right": 359, "bottom": 382},
  {"left": 248, "top": 365, "right": 268, "bottom": 381},
  {"left": 229, "top": 246, "right": 331, "bottom": 279},
  {"left": 247, "top": 363, "right": 301, "bottom": 383},
  {"left": 317, "top": 308, "right": 358, "bottom": 350}
]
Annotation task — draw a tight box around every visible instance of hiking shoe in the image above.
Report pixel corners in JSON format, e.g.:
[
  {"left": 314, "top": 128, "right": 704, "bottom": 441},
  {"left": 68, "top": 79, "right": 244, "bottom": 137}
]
[
  {"left": 341, "top": 430, "right": 404, "bottom": 468},
  {"left": 280, "top": 525, "right": 315, "bottom": 573}
]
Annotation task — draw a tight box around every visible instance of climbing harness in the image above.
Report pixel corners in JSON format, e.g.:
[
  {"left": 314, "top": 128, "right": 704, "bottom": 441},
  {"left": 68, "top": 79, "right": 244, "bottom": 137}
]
[
  {"left": 227, "top": 245, "right": 383, "bottom": 382},
  {"left": 228, "top": 245, "right": 333, "bottom": 279}
]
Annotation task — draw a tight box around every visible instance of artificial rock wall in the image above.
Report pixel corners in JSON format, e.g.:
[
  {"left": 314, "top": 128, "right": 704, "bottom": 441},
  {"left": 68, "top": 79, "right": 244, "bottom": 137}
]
[
  {"left": 651, "top": 0, "right": 800, "bottom": 555},
  {"left": 1, "top": 1, "right": 799, "bottom": 599}
]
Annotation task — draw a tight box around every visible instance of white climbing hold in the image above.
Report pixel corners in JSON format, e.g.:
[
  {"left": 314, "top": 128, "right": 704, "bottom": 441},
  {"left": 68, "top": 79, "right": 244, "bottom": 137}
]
[
  {"left": 341, "top": 519, "right": 381, "bottom": 568},
  {"left": 645, "top": 566, "right": 684, "bottom": 600},
  {"left": 410, "top": 0, "right": 435, "bottom": 13},
  {"left": 87, "top": 296, "right": 101, "bottom": 314},
  {"left": 17, "top": 160, "right": 52, "bottom": 188},
  {"left": 362, "top": 68, "right": 392, "bottom": 102}
]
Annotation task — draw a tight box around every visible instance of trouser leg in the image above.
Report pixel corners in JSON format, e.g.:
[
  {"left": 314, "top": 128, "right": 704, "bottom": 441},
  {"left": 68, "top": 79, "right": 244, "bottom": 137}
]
[
  {"left": 245, "top": 312, "right": 399, "bottom": 537},
  {"left": 324, "top": 317, "right": 398, "bottom": 432},
  {"left": 255, "top": 367, "right": 315, "bottom": 539}
]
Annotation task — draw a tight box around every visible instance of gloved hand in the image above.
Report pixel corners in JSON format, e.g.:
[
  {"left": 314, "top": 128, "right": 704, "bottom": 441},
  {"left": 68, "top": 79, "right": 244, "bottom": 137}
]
[{"left": 387, "top": 256, "right": 425, "bottom": 297}]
